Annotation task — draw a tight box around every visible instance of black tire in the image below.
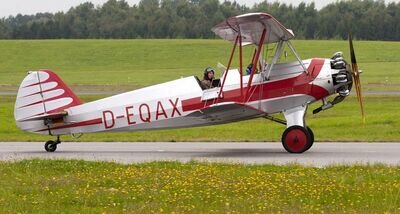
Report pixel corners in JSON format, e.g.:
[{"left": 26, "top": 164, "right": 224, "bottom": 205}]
[
  {"left": 45, "top": 140, "right": 57, "bottom": 152},
  {"left": 282, "top": 126, "right": 313, "bottom": 153},
  {"left": 305, "top": 126, "right": 314, "bottom": 151}
]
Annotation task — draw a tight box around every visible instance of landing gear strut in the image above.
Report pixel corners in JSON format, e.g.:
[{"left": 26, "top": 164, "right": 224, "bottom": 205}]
[
  {"left": 45, "top": 136, "right": 61, "bottom": 152},
  {"left": 281, "top": 105, "right": 315, "bottom": 153},
  {"left": 281, "top": 126, "right": 314, "bottom": 153}
]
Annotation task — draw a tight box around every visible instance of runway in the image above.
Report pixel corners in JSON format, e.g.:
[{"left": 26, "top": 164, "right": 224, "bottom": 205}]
[{"left": 0, "top": 142, "right": 399, "bottom": 167}]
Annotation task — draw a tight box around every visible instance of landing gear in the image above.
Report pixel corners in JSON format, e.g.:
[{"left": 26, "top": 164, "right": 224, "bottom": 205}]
[
  {"left": 281, "top": 126, "right": 314, "bottom": 153},
  {"left": 280, "top": 105, "right": 315, "bottom": 153},
  {"left": 44, "top": 136, "right": 61, "bottom": 152}
]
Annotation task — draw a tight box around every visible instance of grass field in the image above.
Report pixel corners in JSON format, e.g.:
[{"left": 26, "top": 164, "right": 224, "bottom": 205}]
[
  {"left": 0, "top": 159, "right": 399, "bottom": 213},
  {"left": 0, "top": 39, "right": 399, "bottom": 91}
]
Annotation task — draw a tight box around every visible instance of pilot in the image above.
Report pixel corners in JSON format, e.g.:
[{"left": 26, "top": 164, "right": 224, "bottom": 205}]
[
  {"left": 246, "top": 63, "right": 258, "bottom": 75},
  {"left": 201, "top": 67, "right": 215, "bottom": 89}
]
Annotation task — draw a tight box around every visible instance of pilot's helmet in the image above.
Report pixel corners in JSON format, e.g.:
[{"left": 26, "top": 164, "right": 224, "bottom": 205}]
[{"left": 204, "top": 67, "right": 214, "bottom": 75}]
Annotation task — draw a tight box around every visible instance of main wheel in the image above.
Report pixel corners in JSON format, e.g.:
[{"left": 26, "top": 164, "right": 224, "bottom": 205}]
[
  {"left": 306, "top": 126, "right": 314, "bottom": 143},
  {"left": 282, "top": 126, "right": 313, "bottom": 153},
  {"left": 305, "top": 126, "right": 314, "bottom": 151},
  {"left": 45, "top": 140, "right": 57, "bottom": 152}
]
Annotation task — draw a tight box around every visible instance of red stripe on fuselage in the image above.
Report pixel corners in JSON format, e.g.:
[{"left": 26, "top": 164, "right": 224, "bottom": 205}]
[{"left": 182, "top": 59, "right": 328, "bottom": 112}]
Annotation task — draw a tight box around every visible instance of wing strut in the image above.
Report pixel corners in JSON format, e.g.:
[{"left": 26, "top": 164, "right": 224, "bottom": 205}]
[
  {"left": 246, "top": 28, "right": 267, "bottom": 100},
  {"left": 265, "top": 40, "right": 284, "bottom": 80},
  {"left": 239, "top": 33, "right": 243, "bottom": 99},
  {"left": 218, "top": 35, "right": 239, "bottom": 99},
  {"left": 286, "top": 41, "right": 308, "bottom": 73},
  {"left": 215, "top": 25, "right": 268, "bottom": 105}
]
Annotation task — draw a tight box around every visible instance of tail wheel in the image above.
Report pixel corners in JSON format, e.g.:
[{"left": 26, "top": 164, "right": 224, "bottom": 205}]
[
  {"left": 45, "top": 136, "right": 61, "bottom": 152},
  {"left": 282, "top": 126, "right": 313, "bottom": 153},
  {"left": 45, "top": 140, "right": 57, "bottom": 152}
]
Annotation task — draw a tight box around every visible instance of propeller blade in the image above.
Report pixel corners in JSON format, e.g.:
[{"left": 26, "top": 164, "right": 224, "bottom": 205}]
[{"left": 349, "top": 33, "right": 365, "bottom": 123}]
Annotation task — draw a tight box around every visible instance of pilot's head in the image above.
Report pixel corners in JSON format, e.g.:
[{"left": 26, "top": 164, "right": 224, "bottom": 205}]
[
  {"left": 246, "top": 63, "right": 253, "bottom": 75},
  {"left": 204, "top": 67, "right": 215, "bottom": 80}
]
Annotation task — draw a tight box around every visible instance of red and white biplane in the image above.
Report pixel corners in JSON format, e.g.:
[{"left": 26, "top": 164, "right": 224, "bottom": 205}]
[{"left": 14, "top": 13, "right": 364, "bottom": 153}]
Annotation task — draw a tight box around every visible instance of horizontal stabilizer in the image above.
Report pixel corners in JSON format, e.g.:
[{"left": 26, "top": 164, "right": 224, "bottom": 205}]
[{"left": 17, "top": 111, "right": 68, "bottom": 122}]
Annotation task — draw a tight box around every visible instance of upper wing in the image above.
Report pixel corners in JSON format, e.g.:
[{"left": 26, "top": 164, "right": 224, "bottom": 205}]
[{"left": 212, "top": 13, "right": 294, "bottom": 46}]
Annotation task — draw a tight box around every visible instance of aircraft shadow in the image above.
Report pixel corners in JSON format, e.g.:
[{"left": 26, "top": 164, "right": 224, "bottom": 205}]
[{"left": 15, "top": 148, "right": 303, "bottom": 158}]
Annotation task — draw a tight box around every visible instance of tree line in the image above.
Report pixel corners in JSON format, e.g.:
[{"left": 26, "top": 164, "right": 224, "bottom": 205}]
[{"left": 0, "top": 0, "right": 399, "bottom": 40}]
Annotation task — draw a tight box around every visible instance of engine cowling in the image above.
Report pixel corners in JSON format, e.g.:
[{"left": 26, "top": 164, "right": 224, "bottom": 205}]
[
  {"left": 330, "top": 52, "right": 353, "bottom": 97},
  {"left": 312, "top": 52, "right": 353, "bottom": 114}
]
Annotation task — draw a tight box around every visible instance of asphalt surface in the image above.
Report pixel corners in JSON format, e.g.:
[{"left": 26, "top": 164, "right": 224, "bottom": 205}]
[{"left": 0, "top": 142, "right": 399, "bottom": 167}]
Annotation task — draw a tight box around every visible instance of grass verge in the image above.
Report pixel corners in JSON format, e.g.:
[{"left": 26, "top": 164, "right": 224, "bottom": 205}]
[{"left": 0, "top": 159, "right": 399, "bottom": 212}]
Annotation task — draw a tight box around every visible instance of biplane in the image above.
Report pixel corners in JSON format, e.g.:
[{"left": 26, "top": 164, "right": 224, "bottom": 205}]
[{"left": 14, "top": 13, "right": 364, "bottom": 153}]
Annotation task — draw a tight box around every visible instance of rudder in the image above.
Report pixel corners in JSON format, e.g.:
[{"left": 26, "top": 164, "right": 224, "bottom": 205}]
[{"left": 14, "top": 70, "right": 82, "bottom": 133}]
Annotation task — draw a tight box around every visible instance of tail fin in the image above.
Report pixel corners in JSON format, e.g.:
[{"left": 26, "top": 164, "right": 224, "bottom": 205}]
[{"left": 14, "top": 70, "right": 82, "bottom": 133}]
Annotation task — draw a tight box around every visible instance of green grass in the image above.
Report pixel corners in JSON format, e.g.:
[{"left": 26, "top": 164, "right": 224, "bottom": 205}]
[
  {"left": 0, "top": 39, "right": 399, "bottom": 91},
  {"left": 0, "top": 159, "right": 399, "bottom": 212},
  {"left": 1, "top": 94, "right": 399, "bottom": 142}
]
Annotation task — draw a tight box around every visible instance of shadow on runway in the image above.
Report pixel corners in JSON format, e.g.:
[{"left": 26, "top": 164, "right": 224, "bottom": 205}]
[{"left": 13, "top": 148, "right": 307, "bottom": 158}]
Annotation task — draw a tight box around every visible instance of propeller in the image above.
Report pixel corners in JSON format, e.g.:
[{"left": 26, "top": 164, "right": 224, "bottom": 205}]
[{"left": 348, "top": 33, "right": 365, "bottom": 123}]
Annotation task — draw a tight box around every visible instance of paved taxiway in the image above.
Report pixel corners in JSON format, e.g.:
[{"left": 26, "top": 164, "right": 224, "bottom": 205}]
[{"left": 1, "top": 142, "right": 399, "bottom": 166}]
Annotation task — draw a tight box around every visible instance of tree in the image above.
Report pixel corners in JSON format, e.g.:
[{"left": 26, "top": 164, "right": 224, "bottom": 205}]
[{"left": 0, "top": 0, "right": 398, "bottom": 40}]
